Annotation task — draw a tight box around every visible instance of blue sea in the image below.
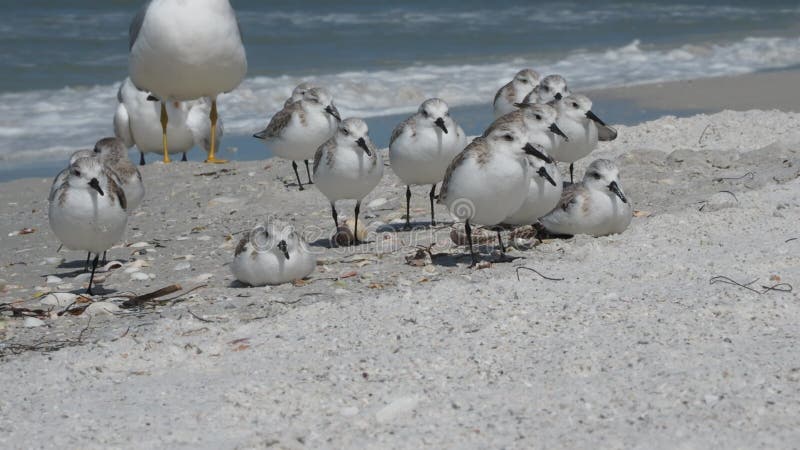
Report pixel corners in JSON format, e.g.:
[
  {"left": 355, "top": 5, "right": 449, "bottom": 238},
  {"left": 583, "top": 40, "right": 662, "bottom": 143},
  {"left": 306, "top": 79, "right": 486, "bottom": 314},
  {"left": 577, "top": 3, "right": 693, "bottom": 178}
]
[{"left": 2, "top": 0, "right": 800, "bottom": 179}]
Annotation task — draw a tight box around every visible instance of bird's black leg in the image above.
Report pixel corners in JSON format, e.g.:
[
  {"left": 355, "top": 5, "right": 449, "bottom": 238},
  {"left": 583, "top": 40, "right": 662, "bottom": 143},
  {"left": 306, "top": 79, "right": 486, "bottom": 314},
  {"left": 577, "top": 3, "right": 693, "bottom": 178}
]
[
  {"left": 139, "top": 152, "right": 146, "bottom": 166},
  {"left": 496, "top": 229, "right": 505, "bottom": 254},
  {"left": 465, "top": 220, "right": 478, "bottom": 267},
  {"left": 84, "top": 252, "right": 91, "bottom": 272},
  {"left": 331, "top": 202, "right": 339, "bottom": 228},
  {"left": 182, "top": 152, "right": 188, "bottom": 162},
  {"left": 569, "top": 163, "right": 574, "bottom": 184},
  {"left": 87, "top": 254, "right": 100, "bottom": 296},
  {"left": 102, "top": 251, "right": 107, "bottom": 265},
  {"left": 429, "top": 184, "right": 437, "bottom": 226},
  {"left": 404, "top": 186, "right": 412, "bottom": 230},
  {"left": 304, "top": 160, "right": 313, "bottom": 184},
  {"left": 353, "top": 200, "right": 361, "bottom": 245},
  {"left": 292, "top": 161, "right": 304, "bottom": 190}
]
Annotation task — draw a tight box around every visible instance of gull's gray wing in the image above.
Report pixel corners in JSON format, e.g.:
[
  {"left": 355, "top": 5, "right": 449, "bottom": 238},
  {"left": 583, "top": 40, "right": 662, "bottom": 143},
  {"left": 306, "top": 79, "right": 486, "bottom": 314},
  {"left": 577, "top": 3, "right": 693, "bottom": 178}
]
[{"left": 129, "top": 1, "right": 151, "bottom": 51}]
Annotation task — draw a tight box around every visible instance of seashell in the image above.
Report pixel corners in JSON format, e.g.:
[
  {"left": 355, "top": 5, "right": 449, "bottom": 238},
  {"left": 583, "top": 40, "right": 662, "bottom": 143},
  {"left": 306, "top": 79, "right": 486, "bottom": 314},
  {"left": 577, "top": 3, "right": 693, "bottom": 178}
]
[{"left": 41, "top": 292, "right": 79, "bottom": 307}]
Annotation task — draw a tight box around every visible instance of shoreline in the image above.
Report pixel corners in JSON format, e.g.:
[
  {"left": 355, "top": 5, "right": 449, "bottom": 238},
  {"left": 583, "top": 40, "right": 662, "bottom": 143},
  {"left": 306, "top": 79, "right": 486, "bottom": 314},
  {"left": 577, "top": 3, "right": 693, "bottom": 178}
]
[{"left": 3, "top": 68, "right": 800, "bottom": 183}]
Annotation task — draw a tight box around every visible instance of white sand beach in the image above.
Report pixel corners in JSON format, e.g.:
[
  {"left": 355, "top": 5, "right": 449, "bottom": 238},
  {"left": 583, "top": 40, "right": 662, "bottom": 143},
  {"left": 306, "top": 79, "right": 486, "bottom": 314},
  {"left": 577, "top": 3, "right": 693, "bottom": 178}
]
[{"left": 1, "top": 94, "right": 800, "bottom": 447}]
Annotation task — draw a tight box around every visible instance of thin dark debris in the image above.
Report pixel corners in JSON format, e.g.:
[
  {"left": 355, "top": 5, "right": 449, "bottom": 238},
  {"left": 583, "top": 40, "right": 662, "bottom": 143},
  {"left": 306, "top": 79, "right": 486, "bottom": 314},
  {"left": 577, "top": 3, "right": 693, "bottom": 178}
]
[
  {"left": 515, "top": 266, "right": 565, "bottom": 282},
  {"left": 710, "top": 275, "right": 793, "bottom": 295},
  {"left": 713, "top": 172, "right": 755, "bottom": 183}
]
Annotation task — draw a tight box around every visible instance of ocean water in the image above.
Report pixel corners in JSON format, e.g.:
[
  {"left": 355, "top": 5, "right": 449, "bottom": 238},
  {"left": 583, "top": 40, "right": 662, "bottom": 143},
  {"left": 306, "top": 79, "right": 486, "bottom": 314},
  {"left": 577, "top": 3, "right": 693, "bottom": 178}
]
[{"left": 2, "top": 0, "right": 800, "bottom": 174}]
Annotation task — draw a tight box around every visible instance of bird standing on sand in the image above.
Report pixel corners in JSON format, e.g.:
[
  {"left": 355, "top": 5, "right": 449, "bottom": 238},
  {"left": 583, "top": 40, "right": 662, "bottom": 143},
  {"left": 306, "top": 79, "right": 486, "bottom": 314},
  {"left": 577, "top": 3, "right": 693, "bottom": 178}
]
[
  {"left": 48, "top": 157, "right": 128, "bottom": 294},
  {"left": 389, "top": 98, "right": 466, "bottom": 229},
  {"left": 114, "top": 77, "right": 223, "bottom": 165},
  {"left": 254, "top": 86, "right": 341, "bottom": 190},
  {"left": 493, "top": 69, "right": 540, "bottom": 118},
  {"left": 439, "top": 122, "right": 542, "bottom": 266},
  {"left": 313, "top": 118, "right": 383, "bottom": 245},
  {"left": 128, "top": 0, "right": 246, "bottom": 164},
  {"left": 550, "top": 94, "right": 618, "bottom": 182}
]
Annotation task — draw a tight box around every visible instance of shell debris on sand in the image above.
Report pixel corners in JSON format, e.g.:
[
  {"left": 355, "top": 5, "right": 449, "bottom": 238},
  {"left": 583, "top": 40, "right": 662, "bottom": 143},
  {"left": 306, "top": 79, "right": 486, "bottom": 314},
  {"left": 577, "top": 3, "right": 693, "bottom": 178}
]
[{"left": 333, "top": 218, "right": 368, "bottom": 246}]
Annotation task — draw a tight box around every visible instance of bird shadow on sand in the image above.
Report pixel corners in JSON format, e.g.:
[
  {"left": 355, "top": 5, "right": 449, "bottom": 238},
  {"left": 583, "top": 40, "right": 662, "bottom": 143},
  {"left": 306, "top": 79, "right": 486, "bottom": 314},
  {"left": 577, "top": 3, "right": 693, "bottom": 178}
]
[
  {"left": 308, "top": 237, "right": 374, "bottom": 250},
  {"left": 376, "top": 221, "right": 447, "bottom": 233}
]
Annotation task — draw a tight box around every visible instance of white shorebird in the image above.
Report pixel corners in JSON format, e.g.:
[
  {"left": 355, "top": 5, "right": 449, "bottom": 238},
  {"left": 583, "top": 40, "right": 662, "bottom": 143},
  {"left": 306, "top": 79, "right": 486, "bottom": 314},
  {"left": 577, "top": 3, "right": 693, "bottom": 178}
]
[
  {"left": 48, "top": 157, "right": 128, "bottom": 294},
  {"left": 523, "top": 74, "right": 571, "bottom": 104},
  {"left": 493, "top": 69, "right": 540, "bottom": 118},
  {"left": 128, "top": 0, "right": 247, "bottom": 164},
  {"left": 389, "top": 98, "right": 466, "bottom": 229},
  {"left": 540, "top": 159, "right": 631, "bottom": 237},
  {"left": 313, "top": 118, "right": 383, "bottom": 245},
  {"left": 232, "top": 221, "right": 317, "bottom": 286},
  {"left": 94, "top": 137, "right": 145, "bottom": 210},
  {"left": 254, "top": 86, "right": 341, "bottom": 190},
  {"left": 484, "top": 104, "right": 564, "bottom": 225},
  {"left": 439, "top": 121, "right": 542, "bottom": 265},
  {"left": 48, "top": 149, "right": 94, "bottom": 202},
  {"left": 551, "top": 94, "right": 618, "bottom": 182},
  {"left": 114, "top": 77, "right": 222, "bottom": 165}
]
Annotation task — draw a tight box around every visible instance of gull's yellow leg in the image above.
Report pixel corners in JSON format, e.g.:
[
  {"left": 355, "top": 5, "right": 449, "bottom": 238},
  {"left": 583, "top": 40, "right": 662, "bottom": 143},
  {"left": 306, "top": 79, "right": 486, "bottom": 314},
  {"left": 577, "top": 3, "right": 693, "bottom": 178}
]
[
  {"left": 205, "top": 100, "right": 227, "bottom": 164},
  {"left": 160, "top": 102, "right": 171, "bottom": 163}
]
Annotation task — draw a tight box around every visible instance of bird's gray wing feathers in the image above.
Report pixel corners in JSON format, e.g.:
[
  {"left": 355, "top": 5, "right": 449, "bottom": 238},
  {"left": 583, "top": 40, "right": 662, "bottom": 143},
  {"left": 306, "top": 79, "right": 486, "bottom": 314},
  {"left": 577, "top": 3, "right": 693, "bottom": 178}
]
[
  {"left": 129, "top": 1, "right": 151, "bottom": 50},
  {"left": 389, "top": 116, "right": 415, "bottom": 146}
]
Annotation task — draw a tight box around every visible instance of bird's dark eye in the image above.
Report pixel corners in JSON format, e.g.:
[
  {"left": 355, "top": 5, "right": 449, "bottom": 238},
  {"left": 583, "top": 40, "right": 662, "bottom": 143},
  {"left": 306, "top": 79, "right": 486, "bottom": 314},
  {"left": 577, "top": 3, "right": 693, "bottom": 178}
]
[
  {"left": 342, "top": 128, "right": 349, "bottom": 136},
  {"left": 421, "top": 110, "right": 429, "bottom": 118},
  {"left": 503, "top": 134, "right": 514, "bottom": 141},
  {"left": 543, "top": 86, "right": 550, "bottom": 92},
  {"left": 591, "top": 172, "right": 601, "bottom": 180},
  {"left": 572, "top": 102, "right": 579, "bottom": 108},
  {"left": 520, "top": 79, "right": 528, "bottom": 84},
  {"left": 73, "top": 170, "right": 81, "bottom": 177},
  {"left": 93, "top": 147, "right": 101, "bottom": 154},
  {"left": 535, "top": 114, "right": 542, "bottom": 121}
]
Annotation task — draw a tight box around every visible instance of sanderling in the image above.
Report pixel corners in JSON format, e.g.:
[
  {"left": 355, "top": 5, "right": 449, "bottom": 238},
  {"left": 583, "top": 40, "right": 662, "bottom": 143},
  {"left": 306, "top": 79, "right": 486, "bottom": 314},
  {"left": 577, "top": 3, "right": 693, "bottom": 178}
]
[
  {"left": 114, "top": 77, "right": 223, "bottom": 165},
  {"left": 389, "top": 98, "right": 466, "bottom": 229},
  {"left": 493, "top": 69, "right": 540, "bottom": 118},
  {"left": 231, "top": 221, "right": 317, "bottom": 286},
  {"left": 94, "top": 137, "right": 145, "bottom": 211},
  {"left": 540, "top": 159, "right": 631, "bottom": 237},
  {"left": 439, "top": 121, "right": 542, "bottom": 265},
  {"left": 48, "top": 149, "right": 95, "bottom": 203},
  {"left": 284, "top": 82, "right": 318, "bottom": 107},
  {"left": 254, "top": 86, "right": 341, "bottom": 190},
  {"left": 551, "top": 94, "right": 618, "bottom": 182},
  {"left": 128, "top": 0, "right": 247, "bottom": 164},
  {"left": 491, "top": 104, "right": 564, "bottom": 225},
  {"left": 523, "top": 74, "right": 571, "bottom": 104},
  {"left": 313, "top": 118, "right": 383, "bottom": 245},
  {"left": 48, "top": 157, "right": 128, "bottom": 294}
]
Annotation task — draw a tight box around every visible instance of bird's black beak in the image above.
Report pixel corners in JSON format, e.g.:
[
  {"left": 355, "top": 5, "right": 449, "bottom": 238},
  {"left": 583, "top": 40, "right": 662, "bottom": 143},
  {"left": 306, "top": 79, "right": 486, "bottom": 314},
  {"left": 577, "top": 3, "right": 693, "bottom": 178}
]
[
  {"left": 538, "top": 167, "right": 557, "bottom": 186},
  {"left": 356, "top": 137, "right": 371, "bottom": 156},
  {"left": 523, "top": 143, "right": 553, "bottom": 164},
  {"left": 88, "top": 178, "right": 104, "bottom": 196},
  {"left": 554, "top": 92, "right": 563, "bottom": 100},
  {"left": 586, "top": 110, "right": 607, "bottom": 127},
  {"left": 434, "top": 117, "right": 449, "bottom": 134},
  {"left": 549, "top": 123, "right": 568, "bottom": 141},
  {"left": 253, "top": 129, "right": 267, "bottom": 140},
  {"left": 277, "top": 240, "right": 290, "bottom": 260},
  {"left": 146, "top": 94, "right": 159, "bottom": 102},
  {"left": 325, "top": 105, "right": 341, "bottom": 121},
  {"left": 608, "top": 181, "right": 627, "bottom": 203}
]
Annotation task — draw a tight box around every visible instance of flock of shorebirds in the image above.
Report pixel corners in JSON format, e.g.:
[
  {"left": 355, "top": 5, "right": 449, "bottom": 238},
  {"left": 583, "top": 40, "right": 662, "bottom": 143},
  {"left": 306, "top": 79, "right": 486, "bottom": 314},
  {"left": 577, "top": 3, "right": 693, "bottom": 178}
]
[{"left": 46, "top": 0, "right": 633, "bottom": 294}]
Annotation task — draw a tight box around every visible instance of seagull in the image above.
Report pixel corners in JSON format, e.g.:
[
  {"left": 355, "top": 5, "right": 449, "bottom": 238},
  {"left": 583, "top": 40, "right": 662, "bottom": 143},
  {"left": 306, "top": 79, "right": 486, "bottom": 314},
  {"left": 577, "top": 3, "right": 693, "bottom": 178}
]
[
  {"left": 114, "top": 77, "right": 223, "bottom": 165},
  {"left": 128, "top": 0, "right": 247, "bottom": 164}
]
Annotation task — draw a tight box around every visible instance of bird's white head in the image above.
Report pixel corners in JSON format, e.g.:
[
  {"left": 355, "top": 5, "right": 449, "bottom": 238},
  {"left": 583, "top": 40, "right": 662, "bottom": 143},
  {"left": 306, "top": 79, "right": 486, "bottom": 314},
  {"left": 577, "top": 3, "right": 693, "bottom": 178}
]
[
  {"left": 337, "top": 118, "right": 374, "bottom": 156},
  {"left": 512, "top": 68, "right": 540, "bottom": 89},
  {"left": 534, "top": 74, "right": 570, "bottom": 103},
  {"left": 583, "top": 159, "right": 627, "bottom": 203},
  {"left": 68, "top": 157, "right": 107, "bottom": 197},
  {"left": 418, "top": 98, "right": 451, "bottom": 134}
]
